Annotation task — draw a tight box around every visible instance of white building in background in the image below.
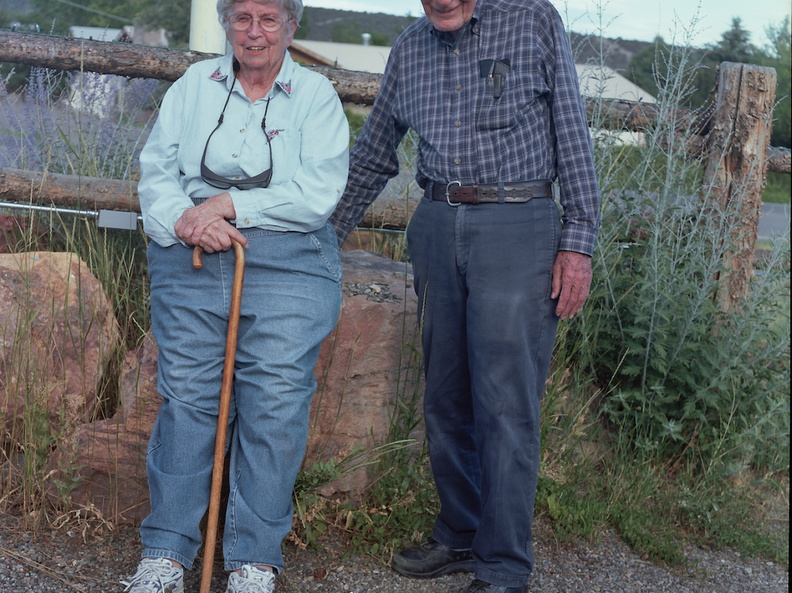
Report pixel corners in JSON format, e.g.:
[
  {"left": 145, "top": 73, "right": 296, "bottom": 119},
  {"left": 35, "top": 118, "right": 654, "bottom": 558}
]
[
  {"left": 575, "top": 63, "right": 656, "bottom": 146},
  {"left": 289, "top": 39, "right": 391, "bottom": 73},
  {"left": 66, "top": 26, "right": 168, "bottom": 116}
]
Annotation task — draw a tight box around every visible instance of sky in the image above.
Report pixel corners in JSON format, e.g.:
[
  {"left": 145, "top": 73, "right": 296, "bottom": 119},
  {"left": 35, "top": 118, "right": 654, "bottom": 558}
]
[{"left": 304, "top": 0, "right": 792, "bottom": 49}]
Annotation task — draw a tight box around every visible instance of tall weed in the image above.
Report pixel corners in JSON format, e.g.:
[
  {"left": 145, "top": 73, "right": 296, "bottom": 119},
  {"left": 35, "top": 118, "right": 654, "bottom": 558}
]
[
  {"left": 0, "top": 67, "right": 155, "bottom": 521},
  {"left": 566, "top": 26, "right": 790, "bottom": 476}
]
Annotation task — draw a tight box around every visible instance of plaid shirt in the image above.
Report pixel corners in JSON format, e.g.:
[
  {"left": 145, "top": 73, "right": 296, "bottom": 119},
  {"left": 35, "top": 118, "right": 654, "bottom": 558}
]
[{"left": 331, "top": 0, "right": 600, "bottom": 255}]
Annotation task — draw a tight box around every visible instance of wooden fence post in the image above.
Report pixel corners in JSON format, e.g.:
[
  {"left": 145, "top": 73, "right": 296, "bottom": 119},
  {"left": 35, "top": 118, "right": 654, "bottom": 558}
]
[{"left": 701, "top": 62, "right": 777, "bottom": 313}]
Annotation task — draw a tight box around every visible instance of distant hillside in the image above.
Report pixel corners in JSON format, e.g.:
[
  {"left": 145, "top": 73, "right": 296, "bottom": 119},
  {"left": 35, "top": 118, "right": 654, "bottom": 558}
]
[
  {"left": 299, "top": 7, "right": 416, "bottom": 46},
  {"left": 301, "top": 7, "right": 651, "bottom": 72},
  {"left": 3, "top": 0, "right": 34, "bottom": 15},
  {"left": 569, "top": 32, "right": 652, "bottom": 72}
]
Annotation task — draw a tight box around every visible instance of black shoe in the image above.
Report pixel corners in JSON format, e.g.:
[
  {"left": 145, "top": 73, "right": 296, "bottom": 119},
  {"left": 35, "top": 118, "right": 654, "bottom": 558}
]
[
  {"left": 391, "top": 538, "right": 475, "bottom": 579},
  {"left": 459, "top": 578, "right": 528, "bottom": 593}
]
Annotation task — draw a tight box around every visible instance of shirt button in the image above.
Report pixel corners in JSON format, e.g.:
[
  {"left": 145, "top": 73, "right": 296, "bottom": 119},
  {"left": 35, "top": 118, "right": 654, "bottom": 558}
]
[
  {"left": 454, "top": 158, "right": 461, "bottom": 165},
  {"left": 240, "top": 129, "right": 245, "bottom": 133},
  {"left": 455, "top": 84, "right": 462, "bottom": 91},
  {"left": 455, "top": 121, "right": 462, "bottom": 127},
  {"left": 232, "top": 154, "right": 238, "bottom": 158},
  {"left": 453, "top": 48, "right": 460, "bottom": 56}
]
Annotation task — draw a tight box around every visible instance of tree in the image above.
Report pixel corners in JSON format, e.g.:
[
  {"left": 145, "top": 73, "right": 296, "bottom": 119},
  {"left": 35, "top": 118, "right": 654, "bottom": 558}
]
[
  {"left": 627, "top": 36, "right": 714, "bottom": 109},
  {"left": 133, "top": 0, "right": 191, "bottom": 48},
  {"left": 29, "top": 0, "right": 135, "bottom": 35},
  {"left": 707, "top": 17, "right": 757, "bottom": 65},
  {"left": 331, "top": 21, "right": 388, "bottom": 46},
  {"left": 760, "top": 17, "right": 791, "bottom": 148},
  {"left": 294, "top": 5, "right": 311, "bottom": 40},
  {"left": 627, "top": 19, "right": 781, "bottom": 111},
  {"left": 26, "top": 0, "right": 192, "bottom": 47},
  {"left": 627, "top": 35, "right": 664, "bottom": 98}
]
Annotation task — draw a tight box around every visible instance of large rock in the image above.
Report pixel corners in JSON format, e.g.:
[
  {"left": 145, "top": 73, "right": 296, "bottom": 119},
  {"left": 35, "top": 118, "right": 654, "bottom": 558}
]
[
  {"left": 0, "top": 251, "right": 120, "bottom": 435},
  {"left": 50, "top": 250, "right": 422, "bottom": 524},
  {"left": 46, "top": 331, "right": 160, "bottom": 523},
  {"left": 307, "top": 250, "right": 422, "bottom": 501}
]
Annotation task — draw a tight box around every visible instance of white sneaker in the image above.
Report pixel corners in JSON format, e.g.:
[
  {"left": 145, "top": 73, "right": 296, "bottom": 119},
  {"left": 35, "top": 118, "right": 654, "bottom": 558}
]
[
  {"left": 225, "top": 565, "right": 276, "bottom": 593},
  {"left": 120, "top": 558, "right": 184, "bottom": 593}
]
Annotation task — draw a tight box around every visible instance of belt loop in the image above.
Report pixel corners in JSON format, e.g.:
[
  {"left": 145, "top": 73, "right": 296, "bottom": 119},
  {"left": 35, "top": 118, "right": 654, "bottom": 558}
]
[
  {"left": 497, "top": 181, "right": 505, "bottom": 204},
  {"left": 424, "top": 181, "right": 434, "bottom": 201}
]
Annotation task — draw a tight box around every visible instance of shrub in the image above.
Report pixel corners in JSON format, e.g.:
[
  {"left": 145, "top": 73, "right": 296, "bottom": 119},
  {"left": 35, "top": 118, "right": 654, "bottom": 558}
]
[{"left": 565, "top": 38, "right": 790, "bottom": 476}]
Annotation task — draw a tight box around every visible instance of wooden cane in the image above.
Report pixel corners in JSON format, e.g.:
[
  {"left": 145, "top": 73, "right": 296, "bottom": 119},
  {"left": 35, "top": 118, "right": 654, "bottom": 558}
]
[{"left": 193, "top": 241, "right": 246, "bottom": 593}]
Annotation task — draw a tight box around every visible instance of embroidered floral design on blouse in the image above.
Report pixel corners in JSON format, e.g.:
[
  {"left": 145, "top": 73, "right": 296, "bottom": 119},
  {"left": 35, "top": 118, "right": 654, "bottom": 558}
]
[{"left": 277, "top": 80, "right": 293, "bottom": 95}]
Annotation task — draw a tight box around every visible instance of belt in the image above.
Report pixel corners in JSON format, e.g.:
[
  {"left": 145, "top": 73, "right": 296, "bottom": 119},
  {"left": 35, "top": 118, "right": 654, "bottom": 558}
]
[{"left": 425, "top": 180, "right": 553, "bottom": 205}]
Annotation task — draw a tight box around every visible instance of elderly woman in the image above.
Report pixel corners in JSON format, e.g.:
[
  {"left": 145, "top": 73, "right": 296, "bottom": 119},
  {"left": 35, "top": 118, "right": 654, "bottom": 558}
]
[{"left": 121, "top": 0, "right": 348, "bottom": 591}]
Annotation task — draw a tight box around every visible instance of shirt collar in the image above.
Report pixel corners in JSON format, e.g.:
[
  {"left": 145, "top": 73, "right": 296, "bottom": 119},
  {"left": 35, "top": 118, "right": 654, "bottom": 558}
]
[
  {"left": 429, "top": 15, "right": 480, "bottom": 45},
  {"left": 208, "top": 53, "right": 295, "bottom": 98}
]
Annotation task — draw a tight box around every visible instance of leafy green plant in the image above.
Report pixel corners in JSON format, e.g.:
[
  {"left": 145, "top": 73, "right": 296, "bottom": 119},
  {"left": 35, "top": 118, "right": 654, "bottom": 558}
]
[
  {"left": 565, "top": 25, "right": 791, "bottom": 475},
  {"left": 764, "top": 170, "right": 792, "bottom": 204}
]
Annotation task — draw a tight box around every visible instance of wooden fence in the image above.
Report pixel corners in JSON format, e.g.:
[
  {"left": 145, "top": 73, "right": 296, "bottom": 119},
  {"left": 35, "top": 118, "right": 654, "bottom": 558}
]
[{"left": 0, "top": 31, "right": 789, "bottom": 310}]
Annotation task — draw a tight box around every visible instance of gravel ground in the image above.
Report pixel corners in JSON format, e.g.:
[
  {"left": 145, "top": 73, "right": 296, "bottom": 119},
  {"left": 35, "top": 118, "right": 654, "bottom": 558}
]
[{"left": 0, "top": 515, "right": 787, "bottom": 593}]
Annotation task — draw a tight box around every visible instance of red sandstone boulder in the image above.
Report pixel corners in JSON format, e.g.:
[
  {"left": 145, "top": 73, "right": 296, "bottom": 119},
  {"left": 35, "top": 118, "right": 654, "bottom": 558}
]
[
  {"left": 48, "top": 250, "right": 422, "bottom": 524},
  {"left": 307, "top": 250, "right": 422, "bottom": 502},
  {"left": 0, "top": 251, "right": 120, "bottom": 436}
]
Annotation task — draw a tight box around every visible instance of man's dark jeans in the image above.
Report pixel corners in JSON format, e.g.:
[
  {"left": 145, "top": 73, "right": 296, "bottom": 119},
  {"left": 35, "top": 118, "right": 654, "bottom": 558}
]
[{"left": 406, "top": 195, "right": 561, "bottom": 589}]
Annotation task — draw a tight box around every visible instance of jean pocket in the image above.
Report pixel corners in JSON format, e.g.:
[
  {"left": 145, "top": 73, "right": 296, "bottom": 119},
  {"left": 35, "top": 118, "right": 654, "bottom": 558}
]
[
  {"left": 146, "top": 440, "right": 162, "bottom": 457},
  {"left": 308, "top": 224, "right": 343, "bottom": 284}
]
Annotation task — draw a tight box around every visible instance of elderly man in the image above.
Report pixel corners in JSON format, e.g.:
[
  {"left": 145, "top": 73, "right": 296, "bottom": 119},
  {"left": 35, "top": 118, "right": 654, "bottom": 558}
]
[{"left": 331, "top": 0, "right": 599, "bottom": 592}]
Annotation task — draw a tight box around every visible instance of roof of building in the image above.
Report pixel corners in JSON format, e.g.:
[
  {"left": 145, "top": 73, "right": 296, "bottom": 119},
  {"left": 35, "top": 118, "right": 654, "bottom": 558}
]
[
  {"left": 576, "top": 63, "right": 656, "bottom": 103},
  {"left": 69, "top": 26, "right": 125, "bottom": 42},
  {"left": 289, "top": 40, "right": 391, "bottom": 74}
]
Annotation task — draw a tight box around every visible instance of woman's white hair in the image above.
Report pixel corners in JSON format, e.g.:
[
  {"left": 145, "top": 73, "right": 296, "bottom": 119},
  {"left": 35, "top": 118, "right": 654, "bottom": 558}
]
[{"left": 216, "top": 0, "right": 304, "bottom": 30}]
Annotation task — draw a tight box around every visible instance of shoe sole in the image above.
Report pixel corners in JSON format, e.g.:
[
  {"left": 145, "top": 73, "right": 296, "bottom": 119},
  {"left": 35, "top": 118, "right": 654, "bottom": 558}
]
[{"left": 391, "top": 558, "right": 475, "bottom": 579}]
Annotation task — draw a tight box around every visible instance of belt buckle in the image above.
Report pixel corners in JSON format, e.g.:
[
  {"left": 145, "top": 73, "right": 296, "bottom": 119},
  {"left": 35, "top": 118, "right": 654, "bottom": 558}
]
[{"left": 445, "top": 180, "right": 462, "bottom": 206}]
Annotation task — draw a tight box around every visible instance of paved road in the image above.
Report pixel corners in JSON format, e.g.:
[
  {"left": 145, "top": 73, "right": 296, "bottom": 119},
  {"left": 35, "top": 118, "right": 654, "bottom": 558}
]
[{"left": 759, "top": 202, "right": 790, "bottom": 241}]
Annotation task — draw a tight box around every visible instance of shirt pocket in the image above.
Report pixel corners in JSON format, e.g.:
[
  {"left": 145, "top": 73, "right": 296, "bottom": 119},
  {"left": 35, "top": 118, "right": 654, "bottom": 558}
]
[
  {"left": 476, "top": 69, "right": 550, "bottom": 134},
  {"left": 264, "top": 127, "right": 301, "bottom": 183}
]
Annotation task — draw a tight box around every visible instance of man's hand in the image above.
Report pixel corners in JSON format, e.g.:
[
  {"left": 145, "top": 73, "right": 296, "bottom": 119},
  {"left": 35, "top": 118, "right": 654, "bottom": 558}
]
[
  {"left": 551, "top": 250, "right": 592, "bottom": 319},
  {"left": 174, "top": 193, "right": 249, "bottom": 252}
]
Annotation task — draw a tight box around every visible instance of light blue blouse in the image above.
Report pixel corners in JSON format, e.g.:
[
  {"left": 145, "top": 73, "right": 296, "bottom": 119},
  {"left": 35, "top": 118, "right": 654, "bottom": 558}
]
[{"left": 138, "top": 53, "right": 349, "bottom": 247}]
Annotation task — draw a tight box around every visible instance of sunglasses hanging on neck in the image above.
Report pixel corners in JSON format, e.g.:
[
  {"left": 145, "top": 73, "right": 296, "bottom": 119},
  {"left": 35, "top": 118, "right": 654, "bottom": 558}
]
[{"left": 200, "top": 61, "right": 273, "bottom": 191}]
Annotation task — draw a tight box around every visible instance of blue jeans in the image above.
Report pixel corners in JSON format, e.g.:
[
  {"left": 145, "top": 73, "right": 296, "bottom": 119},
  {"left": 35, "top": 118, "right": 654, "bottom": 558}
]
[
  {"left": 406, "top": 197, "right": 561, "bottom": 589},
  {"left": 140, "top": 223, "right": 342, "bottom": 572}
]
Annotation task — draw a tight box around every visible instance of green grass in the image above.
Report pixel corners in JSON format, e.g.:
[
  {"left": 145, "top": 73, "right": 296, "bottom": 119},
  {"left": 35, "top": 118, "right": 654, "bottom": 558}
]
[
  {"left": 535, "top": 352, "right": 789, "bottom": 568},
  {"left": 764, "top": 171, "right": 792, "bottom": 204}
]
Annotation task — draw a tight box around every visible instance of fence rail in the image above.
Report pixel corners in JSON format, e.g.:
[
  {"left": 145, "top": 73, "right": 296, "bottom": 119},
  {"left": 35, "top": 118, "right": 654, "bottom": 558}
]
[{"left": 0, "top": 32, "right": 787, "bottom": 310}]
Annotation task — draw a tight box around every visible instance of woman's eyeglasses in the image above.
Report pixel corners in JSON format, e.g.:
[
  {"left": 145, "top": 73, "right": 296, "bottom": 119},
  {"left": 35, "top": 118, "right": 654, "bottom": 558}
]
[
  {"left": 228, "top": 14, "right": 286, "bottom": 32},
  {"left": 200, "top": 74, "right": 273, "bottom": 191}
]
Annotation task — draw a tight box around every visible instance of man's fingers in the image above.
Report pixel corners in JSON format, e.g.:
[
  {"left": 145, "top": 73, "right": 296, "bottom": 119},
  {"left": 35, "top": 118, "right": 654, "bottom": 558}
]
[{"left": 552, "top": 251, "right": 593, "bottom": 319}]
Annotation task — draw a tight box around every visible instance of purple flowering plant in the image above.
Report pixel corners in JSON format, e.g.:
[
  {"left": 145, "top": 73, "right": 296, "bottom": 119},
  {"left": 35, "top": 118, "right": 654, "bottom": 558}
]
[{"left": 0, "top": 65, "right": 164, "bottom": 180}]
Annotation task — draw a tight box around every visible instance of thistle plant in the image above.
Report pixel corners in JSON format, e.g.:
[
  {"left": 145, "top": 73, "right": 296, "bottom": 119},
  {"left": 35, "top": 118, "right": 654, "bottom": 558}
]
[{"left": 564, "top": 27, "right": 790, "bottom": 475}]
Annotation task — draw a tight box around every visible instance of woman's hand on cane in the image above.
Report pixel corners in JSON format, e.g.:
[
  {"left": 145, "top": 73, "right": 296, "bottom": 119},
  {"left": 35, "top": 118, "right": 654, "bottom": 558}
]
[{"left": 175, "top": 193, "right": 249, "bottom": 252}]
